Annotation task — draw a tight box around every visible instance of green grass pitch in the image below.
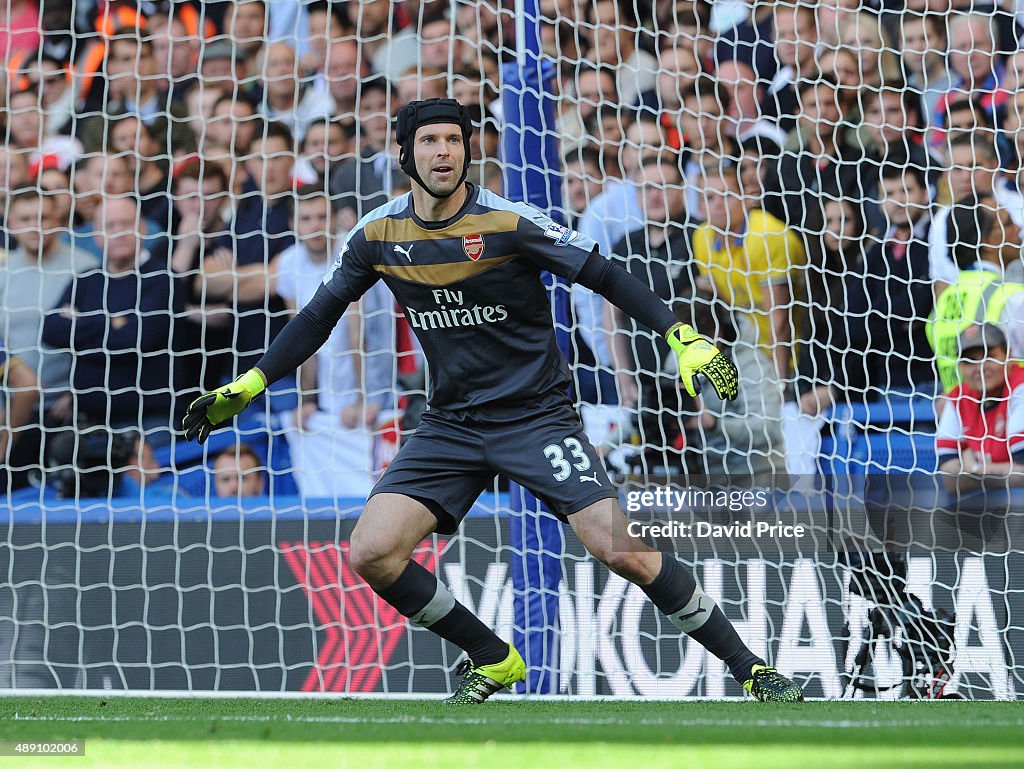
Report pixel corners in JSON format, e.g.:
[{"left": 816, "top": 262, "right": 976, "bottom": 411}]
[{"left": 0, "top": 696, "right": 1021, "bottom": 769}]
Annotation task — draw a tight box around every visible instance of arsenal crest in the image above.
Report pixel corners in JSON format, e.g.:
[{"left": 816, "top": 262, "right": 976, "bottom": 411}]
[{"left": 463, "top": 233, "right": 484, "bottom": 260}]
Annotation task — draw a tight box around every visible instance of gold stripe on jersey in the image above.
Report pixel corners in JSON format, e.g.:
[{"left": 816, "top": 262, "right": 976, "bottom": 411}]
[
  {"left": 363, "top": 211, "right": 521, "bottom": 243},
  {"left": 374, "top": 254, "right": 517, "bottom": 286}
]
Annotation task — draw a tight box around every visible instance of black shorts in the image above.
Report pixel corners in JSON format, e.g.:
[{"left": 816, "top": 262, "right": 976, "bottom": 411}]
[{"left": 369, "top": 392, "right": 616, "bottom": 534}]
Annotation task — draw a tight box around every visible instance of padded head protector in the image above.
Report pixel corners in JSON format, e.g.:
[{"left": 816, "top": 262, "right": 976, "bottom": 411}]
[{"left": 395, "top": 98, "right": 474, "bottom": 198}]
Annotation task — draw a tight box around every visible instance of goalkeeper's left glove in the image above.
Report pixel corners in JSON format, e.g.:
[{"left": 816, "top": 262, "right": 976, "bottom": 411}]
[
  {"left": 665, "top": 322, "right": 739, "bottom": 401},
  {"left": 182, "top": 368, "right": 266, "bottom": 444}
]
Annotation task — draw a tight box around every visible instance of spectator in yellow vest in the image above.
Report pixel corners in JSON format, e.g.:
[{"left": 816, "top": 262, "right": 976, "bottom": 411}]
[{"left": 929, "top": 194, "right": 1024, "bottom": 391}]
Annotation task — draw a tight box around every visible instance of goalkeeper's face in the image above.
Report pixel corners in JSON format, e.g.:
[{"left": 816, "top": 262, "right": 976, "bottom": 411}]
[{"left": 412, "top": 123, "right": 467, "bottom": 198}]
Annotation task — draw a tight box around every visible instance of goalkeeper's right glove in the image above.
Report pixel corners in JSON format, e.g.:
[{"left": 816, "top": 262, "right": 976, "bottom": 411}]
[
  {"left": 182, "top": 368, "right": 266, "bottom": 444},
  {"left": 664, "top": 322, "right": 740, "bottom": 401}
]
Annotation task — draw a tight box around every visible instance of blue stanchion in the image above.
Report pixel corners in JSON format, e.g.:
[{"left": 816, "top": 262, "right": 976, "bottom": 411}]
[{"left": 500, "top": 0, "right": 567, "bottom": 695}]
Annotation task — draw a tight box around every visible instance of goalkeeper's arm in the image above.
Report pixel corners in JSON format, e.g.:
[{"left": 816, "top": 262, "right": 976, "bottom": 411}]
[
  {"left": 182, "top": 284, "right": 349, "bottom": 442},
  {"left": 574, "top": 251, "right": 739, "bottom": 401},
  {"left": 254, "top": 284, "right": 349, "bottom": 384}
]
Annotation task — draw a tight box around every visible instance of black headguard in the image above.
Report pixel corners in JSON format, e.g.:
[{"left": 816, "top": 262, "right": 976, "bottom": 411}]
[{"left": 395, "top": 98, "right": 474, "bottom": 198}]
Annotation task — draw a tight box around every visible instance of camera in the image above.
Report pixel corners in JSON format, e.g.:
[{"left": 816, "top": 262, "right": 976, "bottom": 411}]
[
  {"left": 841, "top": 550, "right": 958, "bottom": 699},
  {"left": 45, "top": 421, "right": 136, "bottom": 498},
  {"left": 845, "top": 550, "right": 908, "bottom": 604}
]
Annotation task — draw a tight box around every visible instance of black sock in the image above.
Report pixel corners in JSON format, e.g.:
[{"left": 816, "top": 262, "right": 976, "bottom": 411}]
[
  {"left": 641, "top": 552, "right": 763, "bottom": 683},
  {"left": 689, "top": 606, "right": 764, "bottom": 684},
  {"left": 375, "top": 559, "right": 509, "bottom": 667}
]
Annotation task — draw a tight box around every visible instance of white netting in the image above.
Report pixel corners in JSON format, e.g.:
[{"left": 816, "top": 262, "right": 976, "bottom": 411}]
[{"left": 0, "top": 0, "right": 1021, "bottom": 699}]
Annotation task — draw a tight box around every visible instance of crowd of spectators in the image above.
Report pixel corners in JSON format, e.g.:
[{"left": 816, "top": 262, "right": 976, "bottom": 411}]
[{"left": 2, "top": 0, "right": 1024, "bottom": 498}]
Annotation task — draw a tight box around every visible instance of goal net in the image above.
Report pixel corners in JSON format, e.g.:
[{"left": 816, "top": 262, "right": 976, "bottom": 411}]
[{"left": 0, "top": 0, "right": 1021, "bottom": 699}]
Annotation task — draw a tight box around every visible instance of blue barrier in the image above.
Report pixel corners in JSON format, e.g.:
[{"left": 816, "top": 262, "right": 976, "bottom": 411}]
[
  {"left": 821, "top": 394, "right": 938, "bottom": 477},
  {"left": 846, "top": 395, "right": 937, "bottom": 427},
  {"left": 0, "top": 488, "right": 836, "bottom": 526},
  {"left": 858, "top": 432, "right": 939, "bottom": 474},
  {"left": 0, "top": 492, "right": 511, "bottom": 525}
]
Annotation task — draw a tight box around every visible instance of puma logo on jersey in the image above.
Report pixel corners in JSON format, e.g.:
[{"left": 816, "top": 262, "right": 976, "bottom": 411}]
[
  {"left": 393, "top": 243, "right": 414, "bottom": 262},
  {"left": 579, "top": 473, "right": 600, "bottom": 485}
]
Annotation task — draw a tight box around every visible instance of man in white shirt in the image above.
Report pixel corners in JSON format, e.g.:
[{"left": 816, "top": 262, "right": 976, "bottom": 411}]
[
  {"left": 276, "top": 186, "right": 395, "bottom": 498},
  {"left": 930, "top": 135, "right": 1024, "bottom": 292},
  {"left": 574, "top": 114, "right": 663, "bottom": 381},
  {"left": 0, "top": 188, "right": 96, "bottom": 423},
  {"left": 257, "top": 42, "right": 334, "bottom": 143},
  {"left": 590, "top": 0, "right": 659, "bottom": 105}
]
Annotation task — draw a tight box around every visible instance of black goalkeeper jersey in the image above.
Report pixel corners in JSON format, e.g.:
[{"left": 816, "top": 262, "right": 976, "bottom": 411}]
[{"left": 321, "top": 184, "right": 598, "bottom": 412}]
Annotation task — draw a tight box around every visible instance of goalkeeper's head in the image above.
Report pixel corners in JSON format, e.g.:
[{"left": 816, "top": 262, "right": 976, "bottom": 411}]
[{"left": 396, "top": 98, "right": 474, "bottom": 199}]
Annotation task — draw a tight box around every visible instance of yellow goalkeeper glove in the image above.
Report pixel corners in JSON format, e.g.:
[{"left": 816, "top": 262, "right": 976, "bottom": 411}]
[
  {"left": 665, "top": 322, "right": 739, "bottom": 401},
  {"left": 182, "top": 369, "right": 266, "bottom": 444}
]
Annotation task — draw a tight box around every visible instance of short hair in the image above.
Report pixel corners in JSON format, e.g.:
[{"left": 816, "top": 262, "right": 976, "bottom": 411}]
[
  {"left": 867, "top": 82, "right": 923, "bottom": 126},
  {"left": 172, "top": 162, "right": 228, "bottom": 191},
  {"left": 945, "top": 98, "right": 993, "bottom": 129},
  {"left": 8, "top": 86, "right": 39, "bottom": 104},
  {"left": 736, "top": 135, "right": 779, "bottom": 188},
  {"left": 214, "top": 443, "right": 262, "bottom": 467},
  {"left": 212, "top": 91, "right": 257, "bottom": 115},
  {"left": 582, "top": 105, "right": 631, "bottom": 136},
  {"left": 306, "top": 0, "right": 351, "bottom": 25},
  {"left": 36, "top": 166, "right": 71, "bottom": 188},
  {"left": 679, "top": 74, "right": 729, "bottom": 111},
  {"left": 464, "top": 102, "right": 498, "bottom": 134},
  {"left": 798, "top": 71, "right": 840, "bottom": 97},
  {"left": 302, "top": 117, "right": 350, "bottom": 155},
  {"left": 879, "top": 156, "right": 928, "bottom": 190},
  {"left": 398, "top": 63, "right": 446, "bottom": 81},
  {"left": 453, "top": 65, "right": 486, "bottom": 85},
  {"left": 593, "top": 0, "right": 638, "bottom": 27},
  {"left": 948, "top": 195, "right": 995, "bottom": 269},
  {"left": 294, "top": 182, "right": 328, "bottom": 198},
  {"left": 738, "top": 133, "right": 781, "bottom": 160},
  {"left": 8, "top": 186, "right": 42, "bottom": 210},
  {"left": 638, "top": 152, "right": 684, "bottom": 179},
  {"left": 947, "top": 132, "right": 998, "bottom": 163},
  {"left": 692, "top": 0, "right": 713, "bottom": 27},
  {"left": 822, "top": 192, "right": 867, "bottom": 240},
  {"left": 303, "top": 116, "right": 346, "bottom": 141},
  {"left": 359, "top": 75, "right": 393, "bottom": 100},
  {"left": 596, "top": 0, "right": 639, "bottom": 27},
  {"left": 108, "top": 34, "right": 153, "bottom": 56},
  {"left": 24, "top": 51, "right": 65, "bottom": 72},
  {"left": 291, "top": 182, "right": 330, "bottom": 214},
  {"left": 254, "top": 120, "right": 294, "bottom": 148},
  {"left": 107, "top": 113, "right": 157, "bottom": 146},
  {"left": 229, "top": 0, "right": 267, "bottom": 17},
  {"left": 563, "top": 145, "right": 603, "bottom": 170},
  {"left": 658, "top": 0, "right": 712, "bottom": 30},
  {"left": 576, "top": 62, "right": 619, "bottom": 98}
]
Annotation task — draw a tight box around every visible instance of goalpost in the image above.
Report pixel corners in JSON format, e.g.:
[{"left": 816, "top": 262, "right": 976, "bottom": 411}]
[{"left": 0, "top": 0, "right": 1021, "bottom": 699}]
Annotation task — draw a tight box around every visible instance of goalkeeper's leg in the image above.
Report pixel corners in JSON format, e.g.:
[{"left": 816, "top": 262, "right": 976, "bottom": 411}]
[
  {"left": 350, "top": 493, "right": 524, "bottom": 702},
  {"left": 570, "top": 499, "right": 803, "bottom": 702}
]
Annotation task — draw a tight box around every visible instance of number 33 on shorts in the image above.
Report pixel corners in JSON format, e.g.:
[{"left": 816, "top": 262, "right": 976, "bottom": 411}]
[{"left": 543, "top": 438, "right": 599, "bottom": 484}]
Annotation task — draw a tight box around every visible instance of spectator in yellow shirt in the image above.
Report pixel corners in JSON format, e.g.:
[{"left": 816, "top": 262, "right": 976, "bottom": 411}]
[{"left": 692, "top": 163, "right": 805, "bottom": 383}]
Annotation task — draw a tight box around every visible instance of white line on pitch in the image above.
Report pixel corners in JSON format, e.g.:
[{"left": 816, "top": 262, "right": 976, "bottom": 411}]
[{"left": 10, "top": 714, "right": 1024, "bottom": 729}]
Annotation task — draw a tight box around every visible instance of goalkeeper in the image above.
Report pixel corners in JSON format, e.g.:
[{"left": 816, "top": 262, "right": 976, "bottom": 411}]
[{"left": 184, "top": 98, "right": 803, "bottom": 704}]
